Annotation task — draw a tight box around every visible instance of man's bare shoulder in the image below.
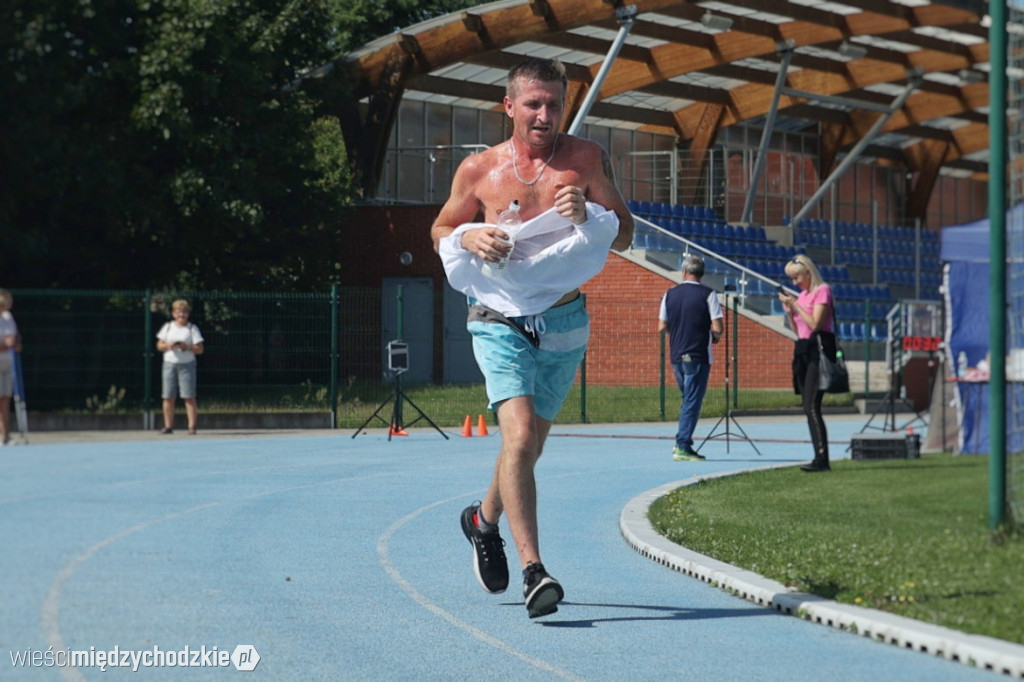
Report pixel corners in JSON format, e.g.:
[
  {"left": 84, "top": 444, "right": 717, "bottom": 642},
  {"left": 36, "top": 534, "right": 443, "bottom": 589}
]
[
  {"left": 559, "top": 135, "right": 611, "bottom": 179},
  {"left": 560, "top": 134, "right": 604, "bottom": 159},
  {"left": 455, "top": 145, "right": 504, "bottom": 179}
]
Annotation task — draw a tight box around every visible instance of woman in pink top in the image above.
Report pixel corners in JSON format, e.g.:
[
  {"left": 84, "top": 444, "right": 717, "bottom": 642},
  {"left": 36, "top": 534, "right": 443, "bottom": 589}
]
[{"left": 778, "top": 255, "right": 836, "bottom": 472}]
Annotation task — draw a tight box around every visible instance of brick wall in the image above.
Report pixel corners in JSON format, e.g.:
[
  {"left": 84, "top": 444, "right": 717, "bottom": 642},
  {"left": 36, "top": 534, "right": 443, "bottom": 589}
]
[
  {"left": 344, "top": 205, "right": 795, "bottom": 391},
  {"left": 582, "top": 255, "right": 794, "bottom": 390}
]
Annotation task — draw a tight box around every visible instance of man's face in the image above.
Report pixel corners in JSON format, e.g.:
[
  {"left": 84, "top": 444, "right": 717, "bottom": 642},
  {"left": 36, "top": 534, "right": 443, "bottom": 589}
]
[{"left": 504, "top": 78, "right": 565, "bottom": 148}]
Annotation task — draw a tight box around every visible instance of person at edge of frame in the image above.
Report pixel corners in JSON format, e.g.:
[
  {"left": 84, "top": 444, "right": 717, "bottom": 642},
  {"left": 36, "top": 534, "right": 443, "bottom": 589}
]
[{"left": 0, "top": 288, "right": 22, "bottom": 446}]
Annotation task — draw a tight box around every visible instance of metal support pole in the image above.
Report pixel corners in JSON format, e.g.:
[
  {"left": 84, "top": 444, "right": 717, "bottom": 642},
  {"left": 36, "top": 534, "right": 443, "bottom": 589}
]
[
  {"left": 567, "top": 5, "right": 637, "bottom": 137},
  {"left": 741, "top": 41, "right": 795, "bottom": 224},
  {"left": 330, "top": 283, "right": 339, "bottom": 428},
  {"left": 143, "top": 289, "right": 153, "bottom": 431},
  {"left": 395, "top": 285, "right": 404, "bottom": 429},
  {"left": 830, "top": 186, "right": 837, "bottom": 265},
  {"left": 792, "top": 72, "right": 922, "bottom": 228},
  {"left": 731, "top": 294, "right": 739, "bottom": 409},
  {"left": 580, "top": 293, "right": 588, "bottom": 423},
  {"left": 988, "top": 0, "right": 1008, "bottom": 530},
  {"left": 914, "top": 217, "right": 922, "bottom": 300},
  {"left": 872, "top": 201, "right": 879, "bottom": 285}
]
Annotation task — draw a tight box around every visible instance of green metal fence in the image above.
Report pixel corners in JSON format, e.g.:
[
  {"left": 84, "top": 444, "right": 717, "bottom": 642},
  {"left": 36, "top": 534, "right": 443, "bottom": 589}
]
[
  {"left": 11, "top": 287, "right": 890, "bottom": 430},
  {"left": 11, "top": 287, "right": 381, "bottom": 419}
]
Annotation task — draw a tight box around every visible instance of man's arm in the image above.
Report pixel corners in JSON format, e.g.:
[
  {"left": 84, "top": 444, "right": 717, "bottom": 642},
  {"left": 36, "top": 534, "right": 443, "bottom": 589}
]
[
  {"left": 431, "top": 157, "right": 482, "bottom": 252},
  {"left": 431, "top": 155, "right": 511, "bottom": 264},
  {"left": 708, "top": 292, "right": 724, "bottom": 343},
  {"left": 590, "top": 147, "right": 634, "bottom": 252},
  {"left": 710, "top": 317, "right": 724, "bottom": 344}
]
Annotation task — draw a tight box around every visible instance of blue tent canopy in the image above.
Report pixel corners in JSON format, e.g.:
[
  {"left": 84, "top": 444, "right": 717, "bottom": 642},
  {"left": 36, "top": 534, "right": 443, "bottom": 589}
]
[
  {"left": 939, "top": 221, "right": 988, "bottom": 262},
  {"left": 941, "top": 204, "right": 1024, "bottom": 454}
]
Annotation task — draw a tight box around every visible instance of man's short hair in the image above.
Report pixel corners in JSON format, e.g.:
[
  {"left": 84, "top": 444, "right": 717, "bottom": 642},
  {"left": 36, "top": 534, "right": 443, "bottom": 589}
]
[
  {"left": 681, "top": 254, "right": 705, "bottom": 278},
  {"left": 507, "top": 58, "right": 567, "bottom": 99}
]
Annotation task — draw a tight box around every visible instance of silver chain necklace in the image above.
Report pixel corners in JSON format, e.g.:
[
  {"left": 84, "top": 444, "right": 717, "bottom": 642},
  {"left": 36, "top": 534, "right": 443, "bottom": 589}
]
[{"left": 510, "top": 134, "right": 558, "bottom": 186}]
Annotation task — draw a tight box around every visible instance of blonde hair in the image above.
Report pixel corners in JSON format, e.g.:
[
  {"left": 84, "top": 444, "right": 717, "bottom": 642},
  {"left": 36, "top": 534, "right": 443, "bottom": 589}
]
[
  {"left": 171, "top": 299, "right": 191, "bottom": 313},
  {"left": 0, "top": 288, "right": 11, "bottom": 309},
  {"left": 784, "top": 254, "right": 826, "bottom": 291}
]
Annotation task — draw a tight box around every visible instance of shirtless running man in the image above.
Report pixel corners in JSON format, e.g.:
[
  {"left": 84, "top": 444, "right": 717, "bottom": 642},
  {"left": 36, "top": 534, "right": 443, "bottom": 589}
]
[{"left": 431, "top": 58, "right": 634, "bottom": 618}]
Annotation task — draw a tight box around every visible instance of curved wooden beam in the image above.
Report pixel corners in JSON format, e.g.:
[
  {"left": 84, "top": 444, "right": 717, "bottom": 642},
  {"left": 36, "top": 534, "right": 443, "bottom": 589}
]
[{"left": 341, "top": 0, "right": 987, "bottom": 196}]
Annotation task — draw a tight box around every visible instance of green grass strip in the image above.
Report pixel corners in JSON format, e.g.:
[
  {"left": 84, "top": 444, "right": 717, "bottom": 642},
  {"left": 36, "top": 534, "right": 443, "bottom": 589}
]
[{"left": 648, "top": 454, "right": 1024, "bottom": 645}]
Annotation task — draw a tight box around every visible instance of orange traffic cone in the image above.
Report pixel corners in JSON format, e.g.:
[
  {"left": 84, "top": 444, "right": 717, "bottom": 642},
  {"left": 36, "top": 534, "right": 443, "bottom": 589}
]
[
  {"left": 476, "top": 414, "right": 489, "bottom": 437},
  {"left": 461, "top": 415, "right": 473, "bottom": 438}
]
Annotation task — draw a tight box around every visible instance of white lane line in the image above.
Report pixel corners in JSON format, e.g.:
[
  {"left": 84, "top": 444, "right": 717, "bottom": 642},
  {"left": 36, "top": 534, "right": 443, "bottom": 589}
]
[
  {"left": 39, "top": 469, "right": 414, "bottom": 682},
  {"left": 377, "top": 496, "right": 587, "bottom": 682},
  {"left": 42, "top": 502, "right": 222, "bottom": 682}
]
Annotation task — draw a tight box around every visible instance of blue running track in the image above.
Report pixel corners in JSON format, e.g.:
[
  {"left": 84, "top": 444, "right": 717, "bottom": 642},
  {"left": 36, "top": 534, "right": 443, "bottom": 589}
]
[{"left": 0, "top": 416, "right": 1012, "bottom": 681}]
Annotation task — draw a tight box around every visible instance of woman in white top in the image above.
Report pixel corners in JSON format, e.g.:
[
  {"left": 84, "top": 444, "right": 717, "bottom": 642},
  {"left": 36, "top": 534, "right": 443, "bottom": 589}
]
[{"left": 156, "top": 299, "right": 205, "bottom": 434}]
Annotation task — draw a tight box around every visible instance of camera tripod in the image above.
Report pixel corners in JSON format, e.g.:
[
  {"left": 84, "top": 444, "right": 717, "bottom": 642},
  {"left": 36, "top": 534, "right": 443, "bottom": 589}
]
[
  {"left": 697, "top": 289, "right": 762, "bottom": 456},
  {"left": 352, "top": 369, "right": 448, "bottom": 441}
]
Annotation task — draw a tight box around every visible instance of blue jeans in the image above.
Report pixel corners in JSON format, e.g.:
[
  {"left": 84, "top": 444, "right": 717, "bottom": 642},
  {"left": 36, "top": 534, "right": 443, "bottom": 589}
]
[{"left": 672, "top": 359, "right": 711, "bottom": 450}]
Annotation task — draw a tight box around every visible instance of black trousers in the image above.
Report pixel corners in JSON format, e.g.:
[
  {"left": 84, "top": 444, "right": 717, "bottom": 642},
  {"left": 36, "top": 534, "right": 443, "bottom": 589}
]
[{"left": 793, "top": 337, "right": 831, "bottom": 462}]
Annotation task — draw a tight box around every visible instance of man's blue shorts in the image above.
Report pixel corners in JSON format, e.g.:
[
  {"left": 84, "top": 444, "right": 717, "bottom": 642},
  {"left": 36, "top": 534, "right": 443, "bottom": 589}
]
[{"left": 467, "top": 295, "right": 588, "bottom": 421}]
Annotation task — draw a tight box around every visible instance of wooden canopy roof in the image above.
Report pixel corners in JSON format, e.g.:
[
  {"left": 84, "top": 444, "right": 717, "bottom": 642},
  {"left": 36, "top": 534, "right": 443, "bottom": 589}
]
[{"left": 335, "top": 0, "right": 994, "bottom": 217}]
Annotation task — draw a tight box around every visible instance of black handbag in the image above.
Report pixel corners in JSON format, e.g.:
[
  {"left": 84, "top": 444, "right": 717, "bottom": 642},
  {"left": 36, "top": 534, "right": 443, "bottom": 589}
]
[{"left": 817, "top": 305, "right": 849, "bottom": 393}]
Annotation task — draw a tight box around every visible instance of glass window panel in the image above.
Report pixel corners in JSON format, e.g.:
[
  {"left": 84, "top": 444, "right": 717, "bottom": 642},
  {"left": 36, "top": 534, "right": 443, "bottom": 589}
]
[
  {"left": 426, "top": 103, "right": 451, "bottom": 147},
  {"left": 453, "top": 108, "right": 478, "bottom": 146}
]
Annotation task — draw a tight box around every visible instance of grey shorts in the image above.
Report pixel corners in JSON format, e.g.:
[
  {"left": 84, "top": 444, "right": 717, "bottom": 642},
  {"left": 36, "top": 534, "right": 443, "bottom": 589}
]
[
  {"left": 162, "top": 361, "right": 197, "bottom": 400},
  {"left": 0, "top": 352, "right": 11, "bottom": 398}
]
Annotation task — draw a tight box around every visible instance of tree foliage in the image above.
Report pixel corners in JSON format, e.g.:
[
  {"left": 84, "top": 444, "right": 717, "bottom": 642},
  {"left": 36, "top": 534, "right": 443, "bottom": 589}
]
[
  {"left": 1, "top": 0, "right": 356, "bottom": 290},
  {"left": 331, "top": 0, "right": 479, "bottom": 51}
]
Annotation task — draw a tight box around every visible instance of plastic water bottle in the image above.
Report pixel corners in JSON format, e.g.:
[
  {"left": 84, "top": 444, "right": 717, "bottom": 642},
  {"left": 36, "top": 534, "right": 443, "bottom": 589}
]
[
  {"left": 486, "top": 200, "right": 521, "bottom": 276},
  {"left": 957, "top": 351, "right": 968, "bottom": 378}
]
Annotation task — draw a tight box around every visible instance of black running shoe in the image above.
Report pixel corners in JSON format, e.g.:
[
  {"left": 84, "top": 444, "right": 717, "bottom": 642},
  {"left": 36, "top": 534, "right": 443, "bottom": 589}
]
[
  {"left": 523, "top": 562, "right": 563, "bottom": 619},
  {"left": 460, "top": 503, "right": 509, "bottom": 594}
]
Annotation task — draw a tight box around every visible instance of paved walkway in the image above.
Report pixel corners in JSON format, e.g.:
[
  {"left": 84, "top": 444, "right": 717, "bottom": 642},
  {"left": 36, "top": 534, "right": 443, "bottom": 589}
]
[{"left": 2, "top": 416, "right": 1020, "bottom": 680}]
